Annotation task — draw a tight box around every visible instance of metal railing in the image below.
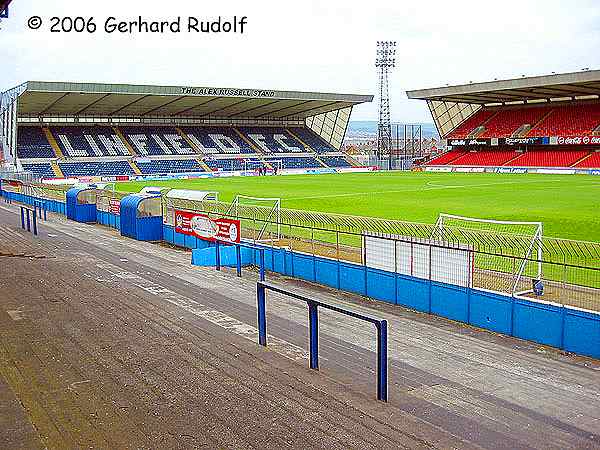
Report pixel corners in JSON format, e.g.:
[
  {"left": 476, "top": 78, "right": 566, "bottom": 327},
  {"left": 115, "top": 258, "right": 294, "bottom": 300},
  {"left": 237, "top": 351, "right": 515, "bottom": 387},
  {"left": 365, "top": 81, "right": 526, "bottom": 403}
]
[{"left": 256, "top": 281, "right": 388, "bottom": 402}]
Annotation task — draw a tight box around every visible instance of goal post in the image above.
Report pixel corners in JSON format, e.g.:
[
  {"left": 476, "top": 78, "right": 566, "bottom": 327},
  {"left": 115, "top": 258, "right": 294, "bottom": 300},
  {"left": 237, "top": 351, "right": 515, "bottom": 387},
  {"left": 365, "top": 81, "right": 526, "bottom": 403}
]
[
  {"left": 228, "top": 195, "right": 281, "bottom": 242},
  {"left": 433, "top": 213, "right": 543, "bottom": 296}
]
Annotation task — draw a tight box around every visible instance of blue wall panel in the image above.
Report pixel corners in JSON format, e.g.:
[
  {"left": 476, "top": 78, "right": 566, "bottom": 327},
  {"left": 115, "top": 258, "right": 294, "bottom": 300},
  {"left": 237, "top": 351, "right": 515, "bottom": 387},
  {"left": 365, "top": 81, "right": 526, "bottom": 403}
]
[
  {"left": 339, "top": 263, "right": 366, "bottom": 295},
  {"left": 366, "top": 268, "right": 396, "bottom": 304},
  {"left": 564, "top": 309, "right": 600, "bottom": 359},
  {"left": 397, "top": 275, "right": 430, "bottom": 312},
  {"left": 469, "top": 290, "right": 512, "bottom": 334},
  {"left": 163, "top": 225, "right": 174, "bottom": 244},
  {"left": 513, "top": 300, "right": 563, "bottom": 348},
  {"left": 431, "top": 282, "right": 469, "bottom": 323},
  {"left": 292, "top": 254, "right": 316, "bottom": 282},
  {"left": 315, "top": 258, "right": 340, "bottom": 289}
]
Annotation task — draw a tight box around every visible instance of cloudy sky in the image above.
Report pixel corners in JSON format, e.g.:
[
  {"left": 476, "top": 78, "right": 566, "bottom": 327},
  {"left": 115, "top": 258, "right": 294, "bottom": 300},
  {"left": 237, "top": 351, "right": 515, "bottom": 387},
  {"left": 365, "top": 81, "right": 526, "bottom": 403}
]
[{"left": 2, "top": 0, "right": 599, "bottom": 122}]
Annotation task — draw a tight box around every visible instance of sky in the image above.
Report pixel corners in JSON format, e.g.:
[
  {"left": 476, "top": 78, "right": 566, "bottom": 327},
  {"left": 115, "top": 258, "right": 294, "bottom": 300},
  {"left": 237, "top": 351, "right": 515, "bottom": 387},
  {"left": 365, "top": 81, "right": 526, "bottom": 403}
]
[{"left": 2, "top": 0, "right": 600, "bottom": 122}]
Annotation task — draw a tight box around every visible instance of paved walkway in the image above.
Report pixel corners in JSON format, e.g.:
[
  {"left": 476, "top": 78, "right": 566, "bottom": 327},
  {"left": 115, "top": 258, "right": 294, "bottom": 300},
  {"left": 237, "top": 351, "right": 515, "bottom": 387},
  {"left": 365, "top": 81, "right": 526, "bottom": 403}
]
[{"left": 0, "top": 202, "right": 599, "bottom": 449}]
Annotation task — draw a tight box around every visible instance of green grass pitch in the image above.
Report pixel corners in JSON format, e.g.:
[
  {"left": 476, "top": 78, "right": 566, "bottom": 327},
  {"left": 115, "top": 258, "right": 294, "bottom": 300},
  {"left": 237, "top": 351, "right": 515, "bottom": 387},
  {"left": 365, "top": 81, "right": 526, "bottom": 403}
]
[{"left": 116, "top": 172, "right": 600, "bottom": 242}]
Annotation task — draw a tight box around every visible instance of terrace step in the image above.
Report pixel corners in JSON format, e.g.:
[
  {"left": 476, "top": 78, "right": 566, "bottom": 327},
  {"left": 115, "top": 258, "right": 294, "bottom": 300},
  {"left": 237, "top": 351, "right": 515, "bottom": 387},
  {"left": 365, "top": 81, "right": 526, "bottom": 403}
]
[
  {"left": 112, "top": 127, "right": 138, "bottom": 157},
  {"left": 43, "top": 128, "right": 64, "bottom": 159}
]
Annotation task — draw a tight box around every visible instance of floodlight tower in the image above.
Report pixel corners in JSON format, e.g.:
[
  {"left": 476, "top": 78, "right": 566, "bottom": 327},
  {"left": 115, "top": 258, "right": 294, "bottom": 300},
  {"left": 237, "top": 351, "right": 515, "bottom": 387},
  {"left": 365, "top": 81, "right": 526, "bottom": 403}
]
[
  {"left": 375, "top": 41, "right": 396, "bottom": 164},
  {"left": 375, "top": 41, "right": 396, "bottom": 165}
]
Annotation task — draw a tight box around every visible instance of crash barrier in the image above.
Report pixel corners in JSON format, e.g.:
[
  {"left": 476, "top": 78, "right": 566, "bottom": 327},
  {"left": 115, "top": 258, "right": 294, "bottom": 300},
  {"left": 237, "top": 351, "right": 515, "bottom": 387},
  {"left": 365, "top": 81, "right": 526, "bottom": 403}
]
[
  {"left": 20, "top": 206, "right": 38, "bottom": 236},
  {"left": 256, "top": 281, "right": 388, "bottom": 401}
]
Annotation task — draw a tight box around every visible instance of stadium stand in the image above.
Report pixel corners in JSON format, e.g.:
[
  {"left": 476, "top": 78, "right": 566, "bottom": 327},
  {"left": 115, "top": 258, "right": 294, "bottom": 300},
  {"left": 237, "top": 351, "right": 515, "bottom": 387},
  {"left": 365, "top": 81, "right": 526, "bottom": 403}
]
[
  {"left": 479, "top": 106, "right": 551, "bottom": 138},
  {"left": 529, "top": 103, "right": 600, "bottom": 137},
  {"left": 51, "top": 126, "right": 131, "bottom": 157},
  {"left": 58, "top": 161, "right": 135, "bottom": 177},
  {"left": 505, "top": 149, "right": 590, "bottom": 167},
  {"left": 287, "top": 127, "right": 337, "bottom": 153},
  {"left": 119, "top": 127, "right": 195, "bottom": 156},
  {"left": 181, "top": 127, "right": 253, "bottom": 154},
  {"left": 205, "top": 158, "right": 262, "bottom": 171},
  {"left": 135, "top": 159, "right": 205, "bottom": 174},
  {"left": 408, "top": 72, "right": 600, "bottom": 170},
  {"left": 427, "top": 150, "right": 467, "bottom": 165},
  {"left": 575, "top": 150, "right": 600, "bottom": 168},
  {"left": 16, "top": 127, "right": 56, "bottom": 158},
  {"left": 267, "top": 156, "right": 322, "bottom": 168},
  {"left": 320, "top": 155, "right": 352, "bottom": 167},
  {"left": 5, "top": 82, "right": 367, "bottom": 178},
  {"left": 238, "top": 127, "right": 305, "bottom": 153},
  {"left": 446, "top": 109, "right": 496, "bottom": 138},
  {"left": 21, "top": 162, "right": 55, "bottom": 178},
  {"left": 450, "top": 149, "right": 518, "bottom": 166}
]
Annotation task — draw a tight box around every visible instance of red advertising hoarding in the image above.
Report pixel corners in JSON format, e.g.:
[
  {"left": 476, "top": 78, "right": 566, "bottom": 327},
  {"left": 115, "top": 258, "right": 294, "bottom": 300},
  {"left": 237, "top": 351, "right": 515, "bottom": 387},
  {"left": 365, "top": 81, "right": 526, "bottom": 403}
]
[
  {"left": 174, "top": 210, "right": 240, "bottom": 243},
  {"left": 109, "top": 198, "right": 121, "bottom": 215}
]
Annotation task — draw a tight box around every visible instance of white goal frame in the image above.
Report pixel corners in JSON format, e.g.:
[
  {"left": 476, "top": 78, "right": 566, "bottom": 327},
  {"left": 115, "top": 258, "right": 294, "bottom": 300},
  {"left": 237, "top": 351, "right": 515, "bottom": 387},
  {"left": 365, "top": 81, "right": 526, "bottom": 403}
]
[
  {"left": 434, "top": 213, "right": 543, "bottom": 296},
  {"left": 228, "top": 195, "right": 281, "bottom": 242}
]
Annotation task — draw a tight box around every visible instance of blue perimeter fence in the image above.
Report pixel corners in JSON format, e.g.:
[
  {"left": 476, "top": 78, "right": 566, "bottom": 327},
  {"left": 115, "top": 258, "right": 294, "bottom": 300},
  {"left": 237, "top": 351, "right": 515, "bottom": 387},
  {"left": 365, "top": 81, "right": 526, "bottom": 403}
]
[{"left": 1, "top": 183, "right": 598, "bottom": 361}]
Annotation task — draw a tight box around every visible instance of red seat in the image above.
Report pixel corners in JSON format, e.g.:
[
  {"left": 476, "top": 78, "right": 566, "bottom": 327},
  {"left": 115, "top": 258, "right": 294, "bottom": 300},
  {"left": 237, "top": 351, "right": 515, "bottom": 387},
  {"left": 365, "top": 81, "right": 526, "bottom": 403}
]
[
  {"left": 450, "top": 150, "right": 517, "bottom": 166},
  {"left": 447, "top": 110, "right": 495, "bottom": 138},
  {"left": 506, "top": 150, "right": 588, "bottom": 167},
  {"left": 529, "top": 104, "right": 600, "bottom": 137}
]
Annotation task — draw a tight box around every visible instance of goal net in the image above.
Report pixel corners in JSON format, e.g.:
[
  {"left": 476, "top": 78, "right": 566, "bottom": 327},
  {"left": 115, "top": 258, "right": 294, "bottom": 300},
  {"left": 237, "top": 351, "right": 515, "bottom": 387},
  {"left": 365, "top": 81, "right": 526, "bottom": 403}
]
[
  {"left": 432, "top": 213, "right": 543, "bottom": 297},
  {"left": 227, "top": 195, "right": 281, "bottom": 242}
]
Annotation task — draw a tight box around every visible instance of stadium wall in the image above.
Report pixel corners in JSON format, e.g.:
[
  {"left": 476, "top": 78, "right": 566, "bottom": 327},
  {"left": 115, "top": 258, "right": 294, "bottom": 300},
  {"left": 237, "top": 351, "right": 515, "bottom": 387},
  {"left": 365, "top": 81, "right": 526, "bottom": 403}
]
[
  {"left": 159, "top": 223, "right": 600, "bottom": 360},
  {"left": 1, "top": 182, "right": 598, "bottom": 360},
  {"left": 423, "top": 166, "right": 600, "bottom": 175}
]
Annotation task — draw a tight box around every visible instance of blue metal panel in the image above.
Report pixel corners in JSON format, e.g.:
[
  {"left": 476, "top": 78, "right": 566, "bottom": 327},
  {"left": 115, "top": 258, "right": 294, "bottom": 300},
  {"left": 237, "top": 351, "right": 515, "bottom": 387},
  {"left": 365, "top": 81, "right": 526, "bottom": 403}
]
[
  {"left": 513, "top": 299, "right": 563, "bottom": 348},
  {"left": 431, "top": 282, "right": 469, "bottom": 323},
  {"left": 292, "top": 254, "right": 315, "bottom": 282},
  {"left": 563, "top": 309, "right": 600, "bottom": 359},
  {"left": 120, "top": 194, "right": 161, "bottom": 241},
  {"left": 66, "top": 187, "right": 96, "bottom": 223},
  {"left": 469, "top": 290, "right": 512, "bottom": 334},
  {"left": 366, "top": 268, "right": 396, "bottom": 304},
  {"left": 397, "top": 274, "right": 429, "bottom": 312},
  {"left": 339, "top": 262, "right": 366, "bottom": 295},
  {"left": 315, "top": 258, "right": 339, "bottom": 289}
]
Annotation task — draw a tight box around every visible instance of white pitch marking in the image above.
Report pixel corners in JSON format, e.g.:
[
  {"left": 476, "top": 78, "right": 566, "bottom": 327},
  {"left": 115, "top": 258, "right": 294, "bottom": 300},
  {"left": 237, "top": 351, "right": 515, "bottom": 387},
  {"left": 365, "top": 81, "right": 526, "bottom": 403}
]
[{"left": 284, "top": 178, "right": 565, "bottom": 201}]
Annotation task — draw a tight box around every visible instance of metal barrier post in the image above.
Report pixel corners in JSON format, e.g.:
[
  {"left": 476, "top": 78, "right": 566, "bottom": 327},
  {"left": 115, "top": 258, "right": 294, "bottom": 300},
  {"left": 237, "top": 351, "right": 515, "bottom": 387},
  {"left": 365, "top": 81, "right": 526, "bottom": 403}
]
[
  {"left": 257, "top": 284, "right": 267, "bottom": 346},
  {"left": 308, "top": 302, "right": 319, "bottom": 370},
  {"left": 32, "top": 209, "right": 38, "bottom": 236},
  {"left": 215, "top": 240, "right": 221, "bottom": 271},
  {"left": 377, "top": 320, "right": 388, "bottom": 402},
  {"left": 259, "top": 249, "right": 265, "bottom": 282},
  {"left": 26, "top": 209, "right": 31, "bottom": 232},
  {"left": 44, "top": 202, "right": 47, "bottom": 221},
  {"left": 20, "top": 207, "right": 25, "bottom": 229},
  {"left": 236, "top": 245, "right": 242, "bottom": 277}
]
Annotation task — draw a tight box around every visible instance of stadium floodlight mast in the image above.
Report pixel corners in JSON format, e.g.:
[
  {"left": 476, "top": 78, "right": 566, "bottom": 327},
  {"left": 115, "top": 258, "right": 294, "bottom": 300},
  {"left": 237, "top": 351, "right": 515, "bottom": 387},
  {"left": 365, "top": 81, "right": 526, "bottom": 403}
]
[{"left": 375, "top": 41, "right": 396, "bottom": 168}]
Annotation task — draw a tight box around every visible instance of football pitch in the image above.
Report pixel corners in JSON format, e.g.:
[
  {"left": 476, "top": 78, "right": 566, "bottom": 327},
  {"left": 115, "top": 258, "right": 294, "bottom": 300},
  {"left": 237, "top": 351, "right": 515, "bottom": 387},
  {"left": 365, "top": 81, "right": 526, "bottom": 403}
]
[{"left": 116, "top": 172, "right": 600, "bottom": 242}]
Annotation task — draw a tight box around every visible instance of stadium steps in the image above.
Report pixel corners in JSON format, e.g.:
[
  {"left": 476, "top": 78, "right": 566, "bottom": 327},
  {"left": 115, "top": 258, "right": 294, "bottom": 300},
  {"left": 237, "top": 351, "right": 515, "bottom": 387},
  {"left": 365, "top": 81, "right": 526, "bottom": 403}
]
[
  {"left": 112, "top": 127, "right": 138, "bottom": 156},
  {"left": 513, "top": 124, "right": 531, "bottom": 137},
  {"left": 127, "top": 160, "right": 142, "bottom": 175},
  {"left": 233, "top": 128, "right": 264, "bottom": 154},
  {"left": 502, "top": 152, "right": 525, "bottom": 166},
  {"left": 469, "top": 110, "right": 500, "bottom": 137},
  {"left": 343, "top": 153, "right": 361, "bottom": 167},
  {"left": 593, "top": 124, "right": 600, "bottom": 136},
  {"left": 175, "top": 127, "right": 205, "bottom": 156},
  {"left": 286, "top": 129, "right": 314, "bottom": 152},
  {"left": 196, "top": 158, "right": 212, "bottom": 172},
  {"left": 313, "top": 154, "right": 329, "bottom": 168},
  {"left": 50, "top": 160, "right": 64, "bottom": 178},
  {"left": 570, "top": 151, "right": 594, "bottom": 167},
  {"left": 43, "top": 128, "right": 64, "bottom": 158},
  {"left": 525, "top": 109, "right": 555, "bottom": 136}
]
